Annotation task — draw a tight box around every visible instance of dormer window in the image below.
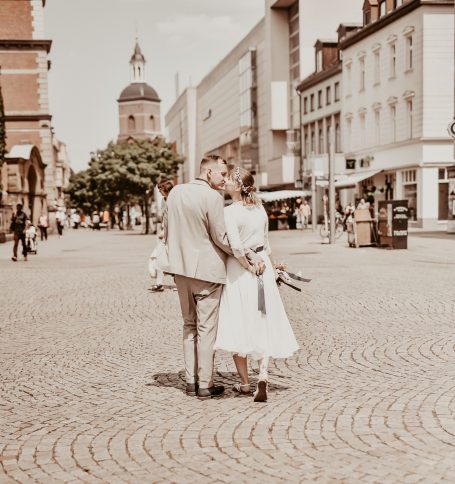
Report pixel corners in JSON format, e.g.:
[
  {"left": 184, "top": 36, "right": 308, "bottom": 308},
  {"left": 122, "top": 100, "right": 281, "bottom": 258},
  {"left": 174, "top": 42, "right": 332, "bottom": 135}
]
[
  {"left": 394, "top": 0, "right": 403, "bottom": 7},
  {"left": 364, "top": 10, "right": 371, "bottom": 25},
  {"left": 379, "top": 0, "right": 386, "bottom": 17}
]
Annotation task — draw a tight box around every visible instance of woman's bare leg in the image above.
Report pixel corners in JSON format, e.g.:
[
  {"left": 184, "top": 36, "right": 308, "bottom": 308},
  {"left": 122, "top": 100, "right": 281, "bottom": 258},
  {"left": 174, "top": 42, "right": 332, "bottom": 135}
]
[
  {"left": 233, "top": 354, "right": 249, "bottom": 385},
  {"left": 258, "top": 357, "right": 269, "bottom": 381}
]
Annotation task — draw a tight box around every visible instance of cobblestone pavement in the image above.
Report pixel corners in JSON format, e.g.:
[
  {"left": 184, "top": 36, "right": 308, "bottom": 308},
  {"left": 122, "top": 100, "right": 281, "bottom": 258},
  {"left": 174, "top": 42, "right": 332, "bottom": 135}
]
[{"left": 1, "top": 228, "right": 455, "bottom": 483}]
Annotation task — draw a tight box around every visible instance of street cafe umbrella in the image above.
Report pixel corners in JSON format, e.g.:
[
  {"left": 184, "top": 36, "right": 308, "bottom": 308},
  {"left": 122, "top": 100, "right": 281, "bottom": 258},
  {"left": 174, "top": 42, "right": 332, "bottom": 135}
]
[{"left": 256, "top": 190, "right": 311, "bottom": 202}]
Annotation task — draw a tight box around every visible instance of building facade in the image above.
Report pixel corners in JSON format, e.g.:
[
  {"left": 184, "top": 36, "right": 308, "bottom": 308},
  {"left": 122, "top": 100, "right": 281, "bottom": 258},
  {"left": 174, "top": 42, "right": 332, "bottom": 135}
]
[
  {"left": 0, "top": 0, "right": 70, "bottom": 229},
  {"left": 340, "top": 0, "right": 454, "bottom": 228},
  {"left": 117, "top": 42, "right": 161, "bottom": 142},
  {"left": 165, "top": 0, "right": 363, "bottom": 189}
]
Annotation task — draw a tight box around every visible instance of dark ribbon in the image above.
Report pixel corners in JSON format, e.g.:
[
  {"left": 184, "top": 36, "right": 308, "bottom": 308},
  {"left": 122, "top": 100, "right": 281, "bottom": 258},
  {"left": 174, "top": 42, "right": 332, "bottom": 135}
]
[
  {"left": 257, "top": 275, "right": 266, "bottom": 315},
  {"left": 276, "top": 269, "right": 311, "bottom": 292}
]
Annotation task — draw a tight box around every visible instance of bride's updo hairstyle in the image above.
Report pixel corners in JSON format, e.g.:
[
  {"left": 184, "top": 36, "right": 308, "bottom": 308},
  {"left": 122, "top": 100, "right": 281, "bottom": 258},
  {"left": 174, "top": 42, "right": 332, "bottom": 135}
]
[{"left": 229, "top": 165, "right": 262, "bottom": 206}]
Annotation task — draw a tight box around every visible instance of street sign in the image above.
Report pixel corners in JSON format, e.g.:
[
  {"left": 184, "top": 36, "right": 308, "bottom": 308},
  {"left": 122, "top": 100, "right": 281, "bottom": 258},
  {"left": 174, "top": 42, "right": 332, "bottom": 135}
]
[{"left": 447, "top": 120, "right": 455, "bottom": 139}]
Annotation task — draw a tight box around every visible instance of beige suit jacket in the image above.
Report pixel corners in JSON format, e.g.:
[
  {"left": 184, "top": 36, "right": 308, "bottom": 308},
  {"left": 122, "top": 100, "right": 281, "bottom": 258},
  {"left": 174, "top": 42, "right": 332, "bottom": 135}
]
[{"left": 165, "top": 179, "right": 233, "bottom": 284}]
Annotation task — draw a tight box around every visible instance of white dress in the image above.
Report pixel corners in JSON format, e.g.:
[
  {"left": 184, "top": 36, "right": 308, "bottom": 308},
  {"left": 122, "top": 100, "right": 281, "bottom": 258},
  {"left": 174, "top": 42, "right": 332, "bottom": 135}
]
[{"left": 214, "top": 202, "right": 299, "bottom": 361}]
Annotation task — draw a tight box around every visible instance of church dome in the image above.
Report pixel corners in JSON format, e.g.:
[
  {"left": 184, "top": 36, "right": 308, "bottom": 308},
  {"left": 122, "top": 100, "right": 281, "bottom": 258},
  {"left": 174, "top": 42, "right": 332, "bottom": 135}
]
[{"left": 118, "top": 82, "right": 160, "bottom": 103}]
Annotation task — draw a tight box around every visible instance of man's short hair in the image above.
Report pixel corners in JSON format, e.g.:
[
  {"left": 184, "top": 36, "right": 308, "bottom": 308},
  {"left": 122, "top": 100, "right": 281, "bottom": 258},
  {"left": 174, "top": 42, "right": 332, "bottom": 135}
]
[
  {"left": 16, "top": 203, "right": 23, "bottom": 210},
  {"left": 200, "top": 154, "right": 227, "bottom": 171}
]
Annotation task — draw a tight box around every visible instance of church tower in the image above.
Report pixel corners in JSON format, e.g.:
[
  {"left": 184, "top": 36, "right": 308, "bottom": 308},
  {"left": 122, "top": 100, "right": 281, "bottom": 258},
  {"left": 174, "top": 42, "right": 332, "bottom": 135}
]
[{"left": 117, "top": 41, "right": 161, "bottom": 141}]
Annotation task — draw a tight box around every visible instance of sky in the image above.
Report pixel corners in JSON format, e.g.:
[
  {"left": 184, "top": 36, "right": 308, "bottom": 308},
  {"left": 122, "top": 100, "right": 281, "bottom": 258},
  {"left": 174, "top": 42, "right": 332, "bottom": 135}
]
[{"left": 45, "top": 0, "right": 265, "bottom": 172}]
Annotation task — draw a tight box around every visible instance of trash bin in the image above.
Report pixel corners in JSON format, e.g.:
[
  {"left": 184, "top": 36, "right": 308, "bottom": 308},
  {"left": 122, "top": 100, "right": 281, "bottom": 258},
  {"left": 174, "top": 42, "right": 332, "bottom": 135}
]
[
  {"left": 348, "top": 209, "right": 375, "bottom": 247},
  {"left": 378, "top": 200, "right": 408, "bottom": 249}
]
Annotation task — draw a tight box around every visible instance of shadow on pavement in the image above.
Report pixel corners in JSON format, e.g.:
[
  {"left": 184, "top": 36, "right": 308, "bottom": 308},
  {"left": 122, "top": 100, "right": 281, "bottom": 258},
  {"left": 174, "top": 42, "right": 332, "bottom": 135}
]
[{"left": 149, "top": 370, "right": 289, "bottom": 398}]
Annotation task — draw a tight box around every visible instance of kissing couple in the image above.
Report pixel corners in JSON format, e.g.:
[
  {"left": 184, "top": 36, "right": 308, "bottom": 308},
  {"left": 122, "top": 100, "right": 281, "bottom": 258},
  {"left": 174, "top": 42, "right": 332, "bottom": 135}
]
[{"left": 164, "top": 155, "right": 299, "bottom": 402}]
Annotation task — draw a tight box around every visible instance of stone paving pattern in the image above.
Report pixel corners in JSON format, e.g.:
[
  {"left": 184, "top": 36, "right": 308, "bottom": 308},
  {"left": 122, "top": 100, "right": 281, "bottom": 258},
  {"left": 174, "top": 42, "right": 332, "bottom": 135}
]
[{"left": 1, "top": 228, "right": 455, "bottom": 483}]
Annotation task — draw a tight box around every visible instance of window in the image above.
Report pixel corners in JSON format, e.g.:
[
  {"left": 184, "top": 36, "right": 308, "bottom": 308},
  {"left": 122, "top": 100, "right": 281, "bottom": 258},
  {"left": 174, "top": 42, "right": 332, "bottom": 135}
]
[
  {"left": 304, "top": 134, "right": 309, "bottom": 156},
  {"left": 346, "top": 64, "right": 352, "bottom": 96},
  {"left": 359, "top": 57, "right": 365, "bottom": 91},
  {"left": 335, "top": 123, "right": 341, "bottom": 153},
  {"left": 303, "top": 97, "right": 308, "bottom": 114},
  {"left": 326, "top": 124, "right": 330, "bottom": 153},
  {"left": 318, "top": 90, "right": 322, "bottom": 108},
  {"left": 334, "top": 82, "right": 340, "bottom": 101},
  {"left": 379, "top": 0, "right": 386, "bottom": 16},
  {"left": 364, "top": 10, "right": 371, "bottom": 25},
  {"left": 128, "top": 115, "right": 135, "bottom": 132},
  {"left": 326, "top": 86, "right": 331, "bottom": 105},
  {"left": 390, "top": 43, "right": 396, "bottom": 77},
  {"left": 402, "top": 169, "right": 417, "bottom": 221},
  {"left": 390, "top": 104, "right": 397, "bottom": 142},
  {"left": 318, "top": 128, "right": 323, "bottom": 154},
  {"left": 346, "top": 118, "right": 352, "bottom": 152},
  {"left": 150, "top": 115, "right": 155, "bottom": 131},
  {"left": 394, "top": 0, "right": 403, "bottom": 8},
  {"left": 374, "top": 110, "right": 381, "bottom": 145},
  {"left": 406, "top": 35, "right": 413, "bottom": 70},
  {"left": 310, "top": 94, "right": 314, "bottom": 111},
  {"left": 360, "top": 113, "right": 366, "bottom": 146},
  {"left": 311, "top": 130, "right": 315, "bottom": 152},
  {"left": 374, "top": 51, "right": 380, "bottom": 84},
  {"left": 407, "top": 99, "right": 413, "bottom": 139}
]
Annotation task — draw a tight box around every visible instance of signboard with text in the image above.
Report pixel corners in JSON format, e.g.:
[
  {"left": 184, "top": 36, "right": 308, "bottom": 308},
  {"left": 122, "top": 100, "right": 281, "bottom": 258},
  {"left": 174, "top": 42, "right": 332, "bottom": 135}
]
[{"left": 378, "top": 200, "right": 408, "bottom": 249}]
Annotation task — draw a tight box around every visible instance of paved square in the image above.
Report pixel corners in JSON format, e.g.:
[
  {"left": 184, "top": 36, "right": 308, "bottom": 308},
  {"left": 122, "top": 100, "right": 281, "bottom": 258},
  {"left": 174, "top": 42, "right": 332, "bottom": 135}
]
[{"left": 1, "top": 229, "right": 455, "bottom": 483}]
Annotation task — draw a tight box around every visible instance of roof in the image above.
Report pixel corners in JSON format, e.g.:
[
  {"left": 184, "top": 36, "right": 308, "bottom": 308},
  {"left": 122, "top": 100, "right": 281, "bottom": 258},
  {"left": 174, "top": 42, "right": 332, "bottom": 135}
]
[
  {"left": 5, "top": 144, "right": 46, "bottom": 168},
  {"left": 257, "top": 190, "right": 311, "bottom": 202},
  {"left": 118, "top": 82, "right": 160, "bottom": 102},
  {"left": 130, "top": 41, "right": 145, "bottom": 63}
]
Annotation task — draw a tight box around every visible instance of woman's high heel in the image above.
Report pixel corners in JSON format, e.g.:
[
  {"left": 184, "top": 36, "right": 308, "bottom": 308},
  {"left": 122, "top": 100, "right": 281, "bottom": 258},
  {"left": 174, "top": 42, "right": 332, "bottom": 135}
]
[{"left": 233, "top": 383, "right": 252, "bottom": 395}]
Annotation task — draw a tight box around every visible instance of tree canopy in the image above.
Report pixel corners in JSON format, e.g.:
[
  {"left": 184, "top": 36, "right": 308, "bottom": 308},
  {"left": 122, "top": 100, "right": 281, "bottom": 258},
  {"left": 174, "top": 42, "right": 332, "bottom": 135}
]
[{"left": 65, "top": 137, "right": 184, "bottom": 230}]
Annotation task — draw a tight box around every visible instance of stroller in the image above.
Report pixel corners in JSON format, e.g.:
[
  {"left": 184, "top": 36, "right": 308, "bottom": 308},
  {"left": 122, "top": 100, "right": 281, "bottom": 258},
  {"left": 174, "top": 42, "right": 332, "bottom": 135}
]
[{"left": 25, "top": 223, "right": 38, "bottom": 255}]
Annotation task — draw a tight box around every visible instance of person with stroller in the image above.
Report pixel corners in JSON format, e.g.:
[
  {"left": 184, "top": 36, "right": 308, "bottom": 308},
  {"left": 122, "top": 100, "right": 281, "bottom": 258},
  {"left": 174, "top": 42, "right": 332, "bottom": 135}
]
[{"left": 25, "top": 221, "right": 38, "bottom": 254}]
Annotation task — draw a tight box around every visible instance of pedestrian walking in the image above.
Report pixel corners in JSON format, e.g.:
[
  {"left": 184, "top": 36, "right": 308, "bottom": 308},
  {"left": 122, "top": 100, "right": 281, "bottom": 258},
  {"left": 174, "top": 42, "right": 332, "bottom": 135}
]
[
  {"left": 10, "top": 203, "right": 28, "bottom": 262},
  {"left": 150, "top": 180, "right": 174, "bottom": 292},
  {"left": 38, "top": 213, "right": 49, "bottom": 241},
  {"left": 56, "top": 209, "right": 66, "bottom": 237},
  {"left": 299, "top": 200, "right": 311, "bottom": 229}
]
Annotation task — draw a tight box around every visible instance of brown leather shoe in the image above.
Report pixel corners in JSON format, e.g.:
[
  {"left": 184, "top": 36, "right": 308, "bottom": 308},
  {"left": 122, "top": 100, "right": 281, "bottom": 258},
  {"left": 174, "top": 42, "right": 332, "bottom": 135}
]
[
  {"left": 197, "top": 385, "right": 225, "bottom": 400},
  {"left": 185, "top": 383, "right": 198, "bottom": 396}
]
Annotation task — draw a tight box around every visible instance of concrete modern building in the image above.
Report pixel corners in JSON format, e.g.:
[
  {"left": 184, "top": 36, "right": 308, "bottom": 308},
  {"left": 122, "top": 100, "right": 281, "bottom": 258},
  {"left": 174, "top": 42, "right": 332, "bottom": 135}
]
[
  {"left": 340, "top": 0, "right": 454, "bottom": 228},
  {"left": 165, "top": 0, "right": 363, "bottom": 189},
  {"left": 117, "top": 42, "right": 162, "bottom": 142},
  {"left": 0, "top": 0, "right": 70, "bottom": 230}
]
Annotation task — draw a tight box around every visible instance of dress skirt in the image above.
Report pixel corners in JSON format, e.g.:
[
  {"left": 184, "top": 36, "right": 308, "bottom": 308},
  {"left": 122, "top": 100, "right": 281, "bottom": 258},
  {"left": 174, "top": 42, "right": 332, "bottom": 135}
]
[{"left": 214, "top": 251, "right": 299, "bottom": 361}]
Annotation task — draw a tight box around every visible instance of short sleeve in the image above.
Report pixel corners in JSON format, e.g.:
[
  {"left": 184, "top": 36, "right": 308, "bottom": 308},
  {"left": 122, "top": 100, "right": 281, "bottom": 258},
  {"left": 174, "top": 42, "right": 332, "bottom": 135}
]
[
  {"left": 263, "top": 208, "right": 272, "bottom": 255},
  {"left": 225, "top": 207, "right": 245, "bottom": 258}
]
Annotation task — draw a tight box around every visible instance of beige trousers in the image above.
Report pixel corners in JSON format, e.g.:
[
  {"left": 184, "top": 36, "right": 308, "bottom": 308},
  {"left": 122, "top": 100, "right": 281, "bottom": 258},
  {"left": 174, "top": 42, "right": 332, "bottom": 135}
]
[{"left": 174, "top": 275, "right": 223, "bottom": 389}]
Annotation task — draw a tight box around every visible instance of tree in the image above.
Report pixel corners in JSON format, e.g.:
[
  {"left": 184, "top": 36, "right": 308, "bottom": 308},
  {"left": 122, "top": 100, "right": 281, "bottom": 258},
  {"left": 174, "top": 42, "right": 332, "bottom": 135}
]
[{"left": 66, "top": 137, "right": 184, "bottom": 233}]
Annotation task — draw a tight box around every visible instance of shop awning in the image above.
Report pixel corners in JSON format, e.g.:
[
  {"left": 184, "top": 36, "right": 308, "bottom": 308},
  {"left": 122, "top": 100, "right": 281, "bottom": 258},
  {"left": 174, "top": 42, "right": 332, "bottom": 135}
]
[
  {"left": 316, "top": 170, "right": 382, "bottom": 189},
  {"left": 256, "top": 190, "right": 311, "bottom": 202}
]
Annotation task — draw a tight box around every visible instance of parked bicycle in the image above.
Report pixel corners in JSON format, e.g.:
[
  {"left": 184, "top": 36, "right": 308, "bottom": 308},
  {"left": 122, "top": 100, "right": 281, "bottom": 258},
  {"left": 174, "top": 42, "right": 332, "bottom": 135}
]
[{"left": 320, "top": 212, "right": 344, "bottom": 239}]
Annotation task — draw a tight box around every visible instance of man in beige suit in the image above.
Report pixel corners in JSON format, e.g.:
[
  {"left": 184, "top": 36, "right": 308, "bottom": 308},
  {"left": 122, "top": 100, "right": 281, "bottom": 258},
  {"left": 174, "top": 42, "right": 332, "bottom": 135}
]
[{"left": 165, "top": 155, "right": 263, "bottom": 399}]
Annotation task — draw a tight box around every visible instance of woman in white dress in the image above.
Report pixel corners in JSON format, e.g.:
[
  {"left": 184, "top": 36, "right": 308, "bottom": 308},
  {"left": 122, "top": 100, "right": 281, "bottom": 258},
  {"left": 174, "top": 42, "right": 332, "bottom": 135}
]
[{"left": 214, "top": 166, "right": 299, "bottom": 402}]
